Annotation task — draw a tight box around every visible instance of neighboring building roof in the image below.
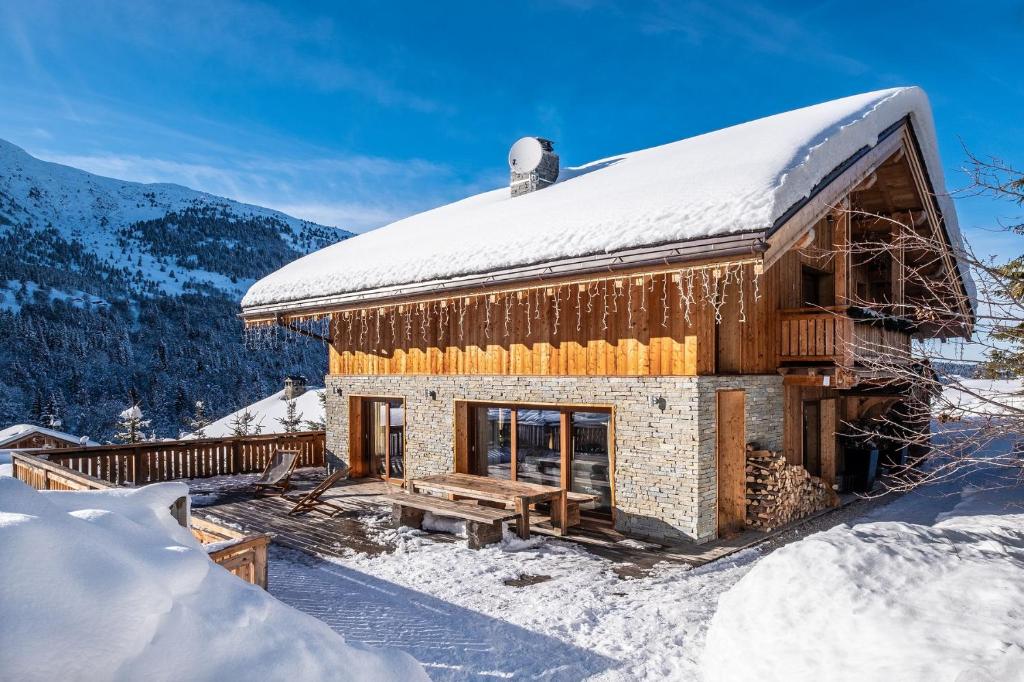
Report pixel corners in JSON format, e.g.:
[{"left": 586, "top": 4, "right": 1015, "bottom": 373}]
[
  {"left": 242, "top": 86, "right": 968, "bottom": 314},
  {"left": 0, "top": 424, "right": 99, "bottom": 449},
  {"left": 194, "top": 388, "right": 325, "bottom": 439}
]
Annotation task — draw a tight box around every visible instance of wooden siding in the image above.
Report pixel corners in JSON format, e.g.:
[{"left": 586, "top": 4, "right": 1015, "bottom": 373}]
[{"left": 328, "top": 268, "right": 766, "bottom": 376}]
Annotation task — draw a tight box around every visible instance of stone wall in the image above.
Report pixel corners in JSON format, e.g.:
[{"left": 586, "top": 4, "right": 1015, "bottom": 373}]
[{"left": 324, "top": 373, "right": 784, "bottom": 544}]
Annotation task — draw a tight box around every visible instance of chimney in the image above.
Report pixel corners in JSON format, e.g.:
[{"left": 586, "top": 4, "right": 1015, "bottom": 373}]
[
  {"left": 509, "top": 137, "right": 559, "bottom": 197},
  {"left": 283, "top": 375, "right": 307, "bottom": 400}
]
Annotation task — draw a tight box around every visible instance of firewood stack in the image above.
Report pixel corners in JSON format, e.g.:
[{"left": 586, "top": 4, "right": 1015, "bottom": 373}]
[{"left": 745, "top": 450, "right": 838, "bottom": 532}]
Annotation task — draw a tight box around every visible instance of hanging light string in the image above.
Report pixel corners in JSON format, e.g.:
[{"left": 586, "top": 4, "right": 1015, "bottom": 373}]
[{"left": 244, "top": 258, "right": 764, "bottom": 349}]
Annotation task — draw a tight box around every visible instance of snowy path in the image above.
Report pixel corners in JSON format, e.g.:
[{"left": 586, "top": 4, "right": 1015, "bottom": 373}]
[{"left": 269, "top": 515, "right": 760, "bottom": 681}]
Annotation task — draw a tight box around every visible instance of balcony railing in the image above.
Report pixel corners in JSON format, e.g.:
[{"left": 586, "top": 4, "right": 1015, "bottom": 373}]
[
  {"left": 779, "top": 307, "right": 913, "bottom": 367},
  {"left": 780, "top": 307, "right": 853, "bottom": 364}
]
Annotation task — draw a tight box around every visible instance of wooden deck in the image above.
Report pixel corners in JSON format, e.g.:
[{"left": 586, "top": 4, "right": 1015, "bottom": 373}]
[{"left": 191, "top": 474, "right": 781, "bottom": 569}]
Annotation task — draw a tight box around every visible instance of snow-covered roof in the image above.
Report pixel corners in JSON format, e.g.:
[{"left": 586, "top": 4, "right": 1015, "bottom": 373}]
[
  {"left": 0, "top": 424, "right": 98, "bottom": 449},
  {"left": 194, "top": 388, "right": 325, "bottom": 438},
  {"left": 243, "top": 86, "right": 969, "bottom": 313}
]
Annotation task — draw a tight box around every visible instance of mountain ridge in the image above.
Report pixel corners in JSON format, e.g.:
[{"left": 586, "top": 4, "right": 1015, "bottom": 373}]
[{"left": 0, "top": 138, "right": 349, "bottom": 441}]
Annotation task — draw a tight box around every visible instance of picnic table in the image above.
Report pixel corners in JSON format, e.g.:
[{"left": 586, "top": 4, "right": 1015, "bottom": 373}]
[{"left": 408, "top": 472, "right": 568, "bottom": 539}]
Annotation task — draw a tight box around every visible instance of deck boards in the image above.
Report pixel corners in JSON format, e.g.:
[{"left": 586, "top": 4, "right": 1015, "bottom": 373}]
[{"left": 191, "top": 477, "right": 781, "bottom": 568}]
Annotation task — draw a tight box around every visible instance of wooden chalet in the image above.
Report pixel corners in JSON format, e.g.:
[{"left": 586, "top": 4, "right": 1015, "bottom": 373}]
[{"left": 240, "top": 87, "right": 973, "bottom": 543}]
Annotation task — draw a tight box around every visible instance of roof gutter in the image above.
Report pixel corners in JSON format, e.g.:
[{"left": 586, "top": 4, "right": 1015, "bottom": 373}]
[{"left": 241, "top": 230, "right": 767, "bottom": 321}]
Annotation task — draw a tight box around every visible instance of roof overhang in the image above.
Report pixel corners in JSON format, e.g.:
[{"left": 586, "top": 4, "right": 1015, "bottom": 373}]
[{"left": 241, "top": 230, "right": 768, "bottom": 323}]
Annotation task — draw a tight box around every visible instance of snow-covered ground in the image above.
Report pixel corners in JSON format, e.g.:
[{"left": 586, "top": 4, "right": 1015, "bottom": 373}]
[
  {"left": 0, "top": 478, "right": 426, "bottom": 681},
  {"left": 940, "top": 378, "right": 1024, "bottom": 419},
  {"left": 264, "top": 463, "right": 1023, "bottom": 681}
]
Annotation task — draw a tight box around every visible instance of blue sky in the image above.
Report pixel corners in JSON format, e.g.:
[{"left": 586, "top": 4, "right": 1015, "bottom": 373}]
[{"left": 1, "top": 0, "right": 1021, "bottom": 253}]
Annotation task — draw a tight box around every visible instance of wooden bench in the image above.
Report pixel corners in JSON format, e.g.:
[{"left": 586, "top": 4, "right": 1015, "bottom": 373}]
[
  {"left": 384, "top": 493, "right": 520, "bottom": 549},
  {"left": 550, "top": 491, "right": 600, "bottom": 528}
]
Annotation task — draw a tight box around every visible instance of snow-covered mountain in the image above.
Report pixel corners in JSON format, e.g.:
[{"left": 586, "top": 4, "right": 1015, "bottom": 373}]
[
  {"left": 0, "top": 138, "right": 350, "bottom": 300},
  {"left": 0, "top": 138, "right": 351, "bottom": 440}
]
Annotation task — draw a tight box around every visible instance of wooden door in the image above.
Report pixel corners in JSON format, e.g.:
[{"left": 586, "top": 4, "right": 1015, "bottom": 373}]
[{"left": 717, "top": 390, "right": 746, "bottom": 537}]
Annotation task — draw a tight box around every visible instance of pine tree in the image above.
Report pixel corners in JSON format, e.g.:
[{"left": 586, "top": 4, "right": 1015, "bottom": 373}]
[
  {"left": 187, "top": 400, "right": 210, "bottom": 437},
  {"left": 227, "top": 408, "right": 262, "bottom": 436},
  {"left": 115, "top": 403, "right": 150, "bottom": 443},
  {"left": 277, "top": 399, "right": 304, "bottom": 433}
]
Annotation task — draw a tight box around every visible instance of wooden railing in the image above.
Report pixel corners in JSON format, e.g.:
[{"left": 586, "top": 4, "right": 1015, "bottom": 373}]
[
  {"left": 21, "top": 431, "right": 326, "bottom": 487},
  {"left": 780, "top": 307, "right": 853, "bottom": 364},
  {"left": 192, "top": 516, "right": 271, "bottom": 589},
  {"left": 780, "top": 307, "right": 913, "bottom": 366},
  {"left": 13, "top": 451, "right": 271, "bottom": 589},
  {"left": 11, "top": 451, "right": 116, "bottom": 491}
]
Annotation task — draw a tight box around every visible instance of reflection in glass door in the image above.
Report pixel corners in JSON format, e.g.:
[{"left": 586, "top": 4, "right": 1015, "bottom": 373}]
[
  {"left": 364, "top": 398, "right": 404, "bottom": 480},
  {"left": 515, "top": 409, "right": 562, "bottom": 487},
  {"left": 571, "top": 412, "right": 612, "bottom": 514}
]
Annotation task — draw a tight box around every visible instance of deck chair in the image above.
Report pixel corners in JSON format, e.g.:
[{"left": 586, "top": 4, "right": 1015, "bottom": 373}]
[
  {"left": 286, "top": 468, "right": 349, "bottom": 517},
  {"left": 251, "top": 450, "right": 299, "bottom": 495}
]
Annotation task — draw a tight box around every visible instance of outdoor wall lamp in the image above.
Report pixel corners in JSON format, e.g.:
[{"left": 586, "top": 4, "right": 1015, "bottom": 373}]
[
  {"left": 425, "top": 389, "right": 437, "bottom": 400},
  {"left": 333, "top": 387, "right": 343, "bottom": 396},
  {"left": 649, "top": 395, "right": 666, "bottom": 411}
]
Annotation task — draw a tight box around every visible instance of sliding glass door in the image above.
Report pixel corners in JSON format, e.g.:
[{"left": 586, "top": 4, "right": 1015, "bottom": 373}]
[{"left": 467, "top": 403, "right": 612, "bottom": 516}]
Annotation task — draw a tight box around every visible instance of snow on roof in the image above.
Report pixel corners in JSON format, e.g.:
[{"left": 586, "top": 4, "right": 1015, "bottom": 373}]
[
  {"left": 196, "top": 388, "right": 325, "bottom": 438},
  {"left": 0, "top": 478, "right": 427, "bottom": 680},
  {"left": 0, "top": 423, "right": 98, "bottom": 448},
  {"left": 243, "top": 86, "right": 968, "bottom": 311}
]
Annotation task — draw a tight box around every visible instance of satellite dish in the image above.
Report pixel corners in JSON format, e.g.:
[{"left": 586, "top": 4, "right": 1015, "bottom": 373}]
[{"left": 508, "top": 137, "right": 544, "bottom": 173}]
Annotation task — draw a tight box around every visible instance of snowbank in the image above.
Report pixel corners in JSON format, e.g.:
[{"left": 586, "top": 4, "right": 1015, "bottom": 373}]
[
  {"left": 243, "top": 86, "right": 971, "bottom": 310},
  {"left": 0, "top": 478, "right": 426, "bottom": 681},
  {"left": 702, "top": 487, "right": 1024, "bottom": 681}
]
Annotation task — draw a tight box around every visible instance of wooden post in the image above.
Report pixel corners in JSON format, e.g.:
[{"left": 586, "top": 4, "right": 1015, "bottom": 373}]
[
  {"left": 514, "top": 496, "right": 530, "bottom": 540},
  {"left": 231, "top": 439, "right": 242, "bottom": 475},
  {"left": 833, "top": 204, "right": 850, "bottom": 306},
  {"left": 820, "top": 398, "right": 838, "bottom": 487}
]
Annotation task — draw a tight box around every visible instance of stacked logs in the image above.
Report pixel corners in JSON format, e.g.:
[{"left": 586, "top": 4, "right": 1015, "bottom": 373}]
[{"left": 745, "top": 450, "right": 838, "bottom": 532}]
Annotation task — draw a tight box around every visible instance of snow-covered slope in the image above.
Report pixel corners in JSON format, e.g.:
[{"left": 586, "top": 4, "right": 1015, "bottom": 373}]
[
  {"left": 243, "top": 86, "right": 967, "bottom": 310},
  {"left": 0, "top": 138, "right": 350, "bottom": 298},
  {"left": 195, "top": 387, "right": 325, "bottom": 438},
  {"left": 0, "top": 139, "right": 348, "bottom": 440}
]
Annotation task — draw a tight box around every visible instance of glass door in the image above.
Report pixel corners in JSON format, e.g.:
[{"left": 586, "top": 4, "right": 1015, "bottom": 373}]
[
  {"left": 364, "top": 398, "right": 404, "bottom": 480},
  {"left": 570, "top": 411, "right": 612, "bottom": 514}
]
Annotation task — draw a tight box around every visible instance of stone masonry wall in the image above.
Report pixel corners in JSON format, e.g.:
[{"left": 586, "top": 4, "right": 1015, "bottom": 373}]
[{"left": 325, "top": 373, "right": 783, "bottom": 544}]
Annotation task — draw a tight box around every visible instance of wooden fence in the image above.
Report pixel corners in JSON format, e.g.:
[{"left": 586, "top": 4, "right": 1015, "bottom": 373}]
[
  {"left": 20, "top": 431, "right": 326, "bottom": 487},
  {"left": 12, "top": 451, "right": 273, "bottom": 589}
]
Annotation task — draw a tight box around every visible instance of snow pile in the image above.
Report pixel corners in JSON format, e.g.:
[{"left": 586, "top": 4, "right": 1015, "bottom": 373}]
[
  {"left": 194, "top": 387, "right": 325, "bottom": 438},
  {"left": 0, "top": 478, "right": 426, "bottom": 681},
  {"left": 702, "top": 489, "right": 1024, "bottom": 681},
  {"left": 244, "top": 86, "right": 970, "bottom": 309}
]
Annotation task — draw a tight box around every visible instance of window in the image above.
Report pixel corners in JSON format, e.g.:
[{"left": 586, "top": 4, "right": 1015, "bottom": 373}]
[
  {"left": 472, "top": 406, "right": 512, "bottom": 479},
  {"left": 466, "top": 403, "right": 613, "bottom": 516},
  {"left": 515, "top": 409, "right": 562, "bottom": 488}
]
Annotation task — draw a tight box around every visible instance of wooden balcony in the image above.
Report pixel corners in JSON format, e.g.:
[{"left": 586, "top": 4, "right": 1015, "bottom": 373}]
[
  {"left": 779, "top": 307, "right": 913, "bottom": 369},
  {"left": 780, "top": 307, "right": 853, "bottom": 365}
]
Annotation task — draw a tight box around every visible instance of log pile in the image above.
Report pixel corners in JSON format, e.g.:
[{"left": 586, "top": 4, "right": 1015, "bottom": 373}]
[{"left": 745, "top": 450, "right": 838, "bottom": 532}]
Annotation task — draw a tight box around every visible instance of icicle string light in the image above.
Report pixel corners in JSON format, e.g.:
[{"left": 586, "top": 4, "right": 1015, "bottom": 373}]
[{"left": 245, "top": 259, "right": 764, "bottom": 349}]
